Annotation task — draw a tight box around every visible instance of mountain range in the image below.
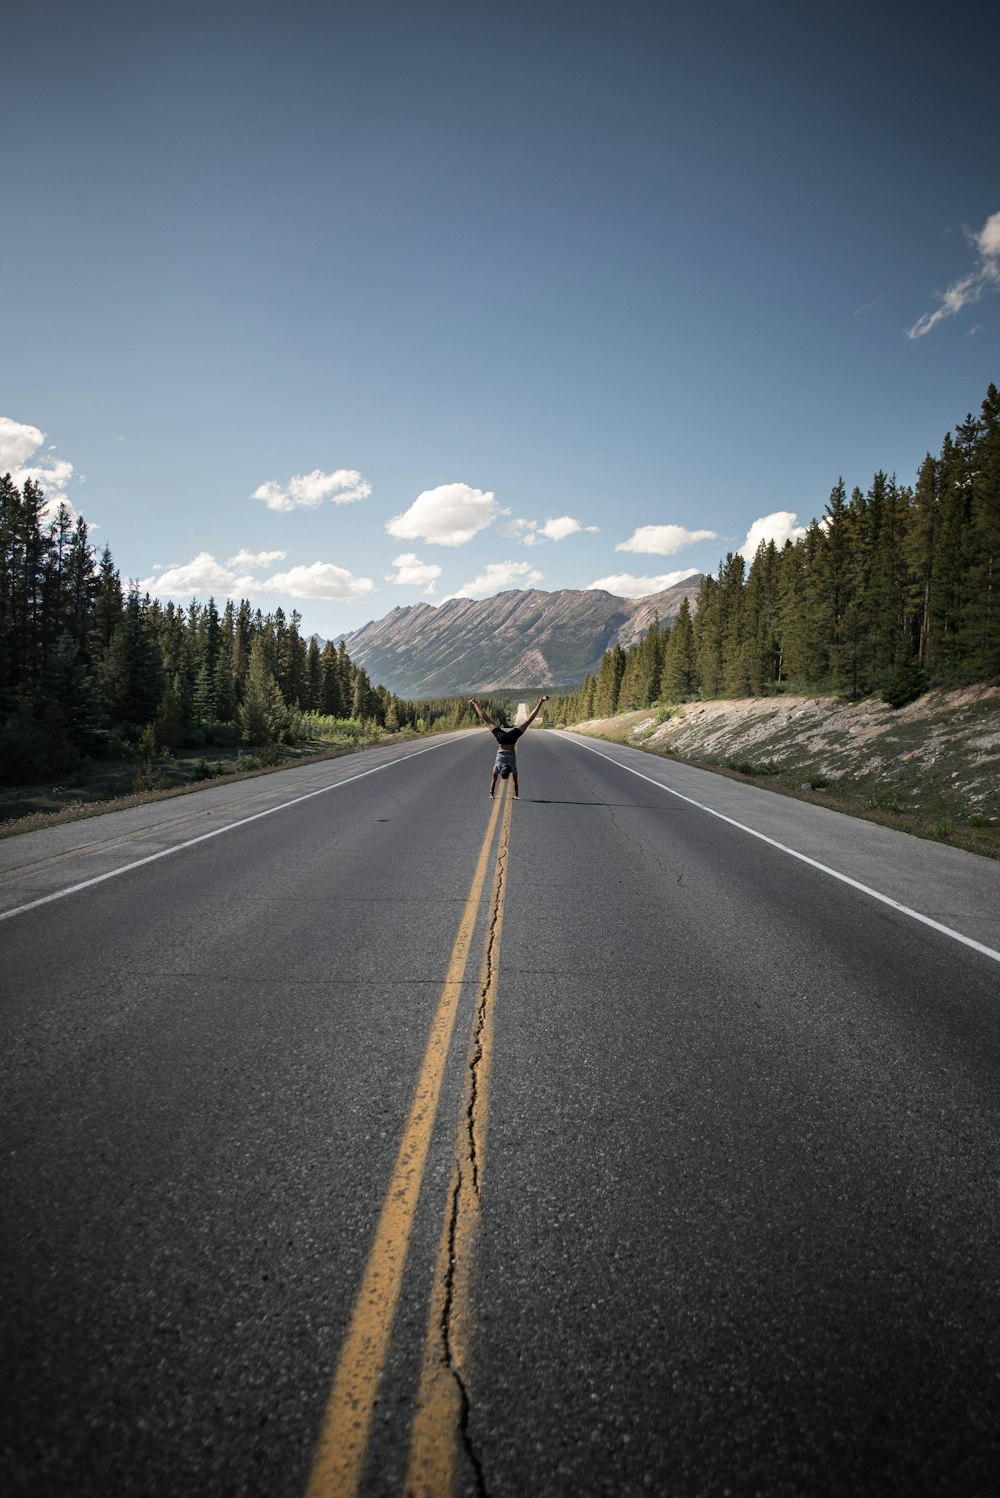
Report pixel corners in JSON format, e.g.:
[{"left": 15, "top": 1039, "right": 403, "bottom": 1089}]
[{"left": 333, "top": 576, "right": 703, "bottom": 698}]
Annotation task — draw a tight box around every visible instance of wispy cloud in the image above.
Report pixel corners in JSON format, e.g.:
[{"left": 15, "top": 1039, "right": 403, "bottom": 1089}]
[
  {"left": 450, "top": 560, "right": 544, "bottom": 599},
  {"left": 509, "top": 514, "right": 599, "bottom": 546},
  {"left": 587, "top": 568, "right": 700, "bottom": 599},
  {"left": 387, "top": 482, "right": 506, "bottom": 547},
  {"left": 385, "top": 552, "right": 442, "bottom": 593},
  {"left": 228, "top": 548, "right": 287, "bottom": 567},
  {"left": 907, "top": 209, "right": 1000, "bottom": 338},
  {"left": 252, "top": 468, "right": 371, "bottom": 511},
  {"left": 616, "top": 523, "right": 716, "bottom": 556},
  {"left": 739, "top": 511, "right": 808, "bottom": 557}
]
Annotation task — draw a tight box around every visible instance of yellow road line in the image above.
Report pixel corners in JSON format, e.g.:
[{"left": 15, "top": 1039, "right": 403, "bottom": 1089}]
[
  {"left": 403, "top": 790, "right": 513, "bottom": 1497},
  {"left": 305, "top": 789, "right": 506, "bottom": 1498}
]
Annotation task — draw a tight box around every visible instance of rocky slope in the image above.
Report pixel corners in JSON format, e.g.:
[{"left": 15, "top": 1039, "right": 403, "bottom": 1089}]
[{"left": 337, "top": 577, "right": 702, "bottom": 698}]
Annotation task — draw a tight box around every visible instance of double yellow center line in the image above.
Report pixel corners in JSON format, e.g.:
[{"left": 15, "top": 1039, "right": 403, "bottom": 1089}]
[{"left": 306, "top": 786, "right": 514, "bottom": 1497}]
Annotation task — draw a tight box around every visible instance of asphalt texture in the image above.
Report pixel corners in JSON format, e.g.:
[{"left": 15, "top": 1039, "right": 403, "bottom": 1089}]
[{"left": 2, "top": 729, "right": 999, "bottom": 1497}]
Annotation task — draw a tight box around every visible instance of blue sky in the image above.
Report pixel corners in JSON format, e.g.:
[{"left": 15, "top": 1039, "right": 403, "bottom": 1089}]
[{"left": 3, "top": 0, "right": 998, "bottom": 638}]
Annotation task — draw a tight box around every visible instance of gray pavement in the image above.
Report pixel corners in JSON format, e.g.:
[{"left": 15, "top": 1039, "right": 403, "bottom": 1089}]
[
  {"left": 2, "top": 728, "right": 999, "bottom": 1496},
  {"left": 562, "top": 730, "right": 1000, "bottom": 955}
]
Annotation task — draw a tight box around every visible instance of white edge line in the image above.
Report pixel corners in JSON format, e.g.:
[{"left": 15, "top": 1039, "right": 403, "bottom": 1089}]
[
  {"left": 569, "top": 735, "right": 1000, "bottom": 966},
  {"left": 0, "top": 740, "right": 453, "bottom": 925}
]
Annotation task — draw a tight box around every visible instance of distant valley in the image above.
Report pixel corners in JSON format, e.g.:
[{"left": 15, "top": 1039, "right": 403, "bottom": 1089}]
[{"left": 330, "top": 577, "right": 703, "bottom": 698}]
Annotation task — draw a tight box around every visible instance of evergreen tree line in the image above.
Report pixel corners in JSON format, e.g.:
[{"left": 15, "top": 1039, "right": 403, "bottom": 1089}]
[
  {"left": 0, "top": 473, "right": 493, "bottom": 782},
  {"left": 549, "top": 383, "right": 1000, "bottom": 724}
]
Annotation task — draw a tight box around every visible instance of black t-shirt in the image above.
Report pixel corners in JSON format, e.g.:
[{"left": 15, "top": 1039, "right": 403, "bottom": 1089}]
[{"left": 491, "top": 725, "right": 524, "bottom": 748}]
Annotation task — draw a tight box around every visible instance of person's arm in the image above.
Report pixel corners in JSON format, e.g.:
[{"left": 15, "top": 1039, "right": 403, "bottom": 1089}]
[
  {"left": 469, "top": 698, "right": 495, "bottom": 728},
  {"left": 520, "top": 695, "right": 550, "bottom": 730}
]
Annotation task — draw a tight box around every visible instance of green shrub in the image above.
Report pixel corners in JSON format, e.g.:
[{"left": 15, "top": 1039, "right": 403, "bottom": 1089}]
[
  {"left": 193, "top": 758, "right": 222, "bottom": 780},
  {"left": 131, "top": 765, "right": 171, "bottom": 793},
  {"left": 881, "top": 660, "right": 928, "bottom": 710},
  {"left": 726, "top": 758, "right": 779, "bottom": 777}
]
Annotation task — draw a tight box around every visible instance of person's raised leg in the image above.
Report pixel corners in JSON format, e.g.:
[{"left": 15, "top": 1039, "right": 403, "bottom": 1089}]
[
  {"left": 490, "top": 770, "right": 498, "bottom": 800},
  {"left": 512, "top": 768, "right": 519, "bottom": 798}
]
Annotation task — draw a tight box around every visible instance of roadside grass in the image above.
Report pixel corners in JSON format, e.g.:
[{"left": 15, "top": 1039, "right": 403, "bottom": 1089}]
[
  {"left": 570, "top": 691, "right": 1000, "bottom": 861},
  {"left": 0, "top": 732, "right": 420, "bottom": 841}
]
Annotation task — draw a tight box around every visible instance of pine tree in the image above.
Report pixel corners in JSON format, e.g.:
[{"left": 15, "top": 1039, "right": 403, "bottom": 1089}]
[
  {"left": 963, "top": 385, "right": 1000, "bottom": 678},
  {"left": 89, "top": 545, "right": 124, "bottom": 662},
  {"left": 36, "top": 631, "right": 103, "bottom": 767},
  {"left": 0, "top": 476, "right": 49, "bottom": 705},
  {"left": 233, "top": 599, "right": 253, "bottom": 694},
  {"left": 718, "top": 553, "right": 748, "bottom": 696},
  {"left": 238, "top": 635, "right": 287, "bottom": 744},
  {"left": 213, "top": 638, "right": 237, "bottom": 723},
  {"left": 62, "top": 515, "right": 96, "bottom": 648},
  {"left": 817, "top": 479, "right": 854, "bottom": 691},
  {"left": 906, "top": 453, "right": 940, "bottom": 669},
  {"left": 693, "top": 573, "right": 723, "bottom": 696},
  {"left": 778, "top": 526, "right": 825, "bottom": 687},
  {"left": 306, "top": 636, "right": 322, "bottom": 711},
  {"left": 659, "top": 597, "right": 695, "bottom": 699},
  {"left": 741, "top": 541, "right": 782, "bottom": 694},
  {"left": 320, "top": 640, "right": 347, "bottom": 716},
  {"left": 192, "top": 661, "right": 216, "bottom": 725},
  {"left": 592, "top": 644, "right": 626, "bottom": 716},
  {"left": 98, "top": 587, "right": 164, "bottom": 729}
]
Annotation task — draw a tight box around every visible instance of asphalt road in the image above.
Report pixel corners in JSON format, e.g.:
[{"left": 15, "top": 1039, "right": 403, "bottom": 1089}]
[{"left": 2, "top": 729, "right": 999, "bottom": 1497}]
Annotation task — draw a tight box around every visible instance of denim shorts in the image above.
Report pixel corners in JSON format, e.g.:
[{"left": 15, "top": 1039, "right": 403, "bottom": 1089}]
[{"left": 493, "top": 749, "right": 517, "bottom": 776}]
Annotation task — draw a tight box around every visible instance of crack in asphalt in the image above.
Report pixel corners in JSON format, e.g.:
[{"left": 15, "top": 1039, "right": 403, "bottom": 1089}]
[
  {"left": 605, "top": 798, "right": 669, "bottom": 878},
  {"left": 436, "top": 814, "right": 508, "bottom": 1497},
  {"left": 438, "top": 1164, "right": 487, "bottom": 1498}
]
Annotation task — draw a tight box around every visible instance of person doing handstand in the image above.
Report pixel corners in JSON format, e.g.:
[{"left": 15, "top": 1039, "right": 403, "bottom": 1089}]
[{"left": 469, "top": 696, "right": 549, "bottom": 800}]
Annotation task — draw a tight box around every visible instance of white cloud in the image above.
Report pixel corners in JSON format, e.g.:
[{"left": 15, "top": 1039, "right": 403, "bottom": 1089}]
[
  {"left": 540, "top": 515, "right": 585, "bottom": 541},
  {"left": 509, "top": 514, "right": 598, "bottom": 546},
  {"left": 15, "top": 457, "right": 75, "bottom": 499},
  {"left": 616, "top": 523, "right": 717, "bottom": 555},
  {"left": 451, "top": 560, "right": 544, "bottom": 599},
  {"left": 252, "top": 468, "right": 371, "bottom": 511},
  {"left": 587, "top": 568, "right": 701, "bottom": 598},
  {"left": 739, "top": 511, "right": 808, "bottom": 556},
  {"left": 907, "top": 208, "right": 1000, "bottom": 338},
  {"left": 228, "top": 548, "right": 287, "bottom": 567},
  {"left": 0, "top": 417, "right": 45, "bottom": 470},
  {"left": 260, "top": 562, "right": 374, "bottom": 600},
  {"left": 979, "top": 212, "right": 1000, "bottom": 258},
  {"left": 386, "top": 482, "right": 506, "bottom": 547},
  {"left": 138, "top": 552, "right": 259, "bottom": 597},
  {"left": 139, "top": 553, "right": 374, "bottom": 601},
  {"left": 1, "top": 418, "right": 82, "bottom": 525},
  {"left": 386, "top": 552, "right": 442, "bottom": 593}
]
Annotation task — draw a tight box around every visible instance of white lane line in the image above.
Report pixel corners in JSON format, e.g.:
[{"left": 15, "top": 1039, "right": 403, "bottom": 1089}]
[
  {"left": 0, "top": 741, "right": 454, "bottom": 925},
  {"left": 569, "top": 736, "right": 1000, "bottom": 966}
]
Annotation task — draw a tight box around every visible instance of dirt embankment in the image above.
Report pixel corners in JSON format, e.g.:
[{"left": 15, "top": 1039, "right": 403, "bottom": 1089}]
[{"left": 570, "top": 686, "right": 1000, "bottom": 859}]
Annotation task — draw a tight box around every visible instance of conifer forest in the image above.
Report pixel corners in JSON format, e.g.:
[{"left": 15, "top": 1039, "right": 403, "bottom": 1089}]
[
  {"left": 549, "top": 384, "right": 1000, "bottom": 725},
  {"left": 2, "top": 383, "right": 998, "bottom": 784},
  {"left": 0, "top": 480, "right": 493, "bottom": 786}
]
